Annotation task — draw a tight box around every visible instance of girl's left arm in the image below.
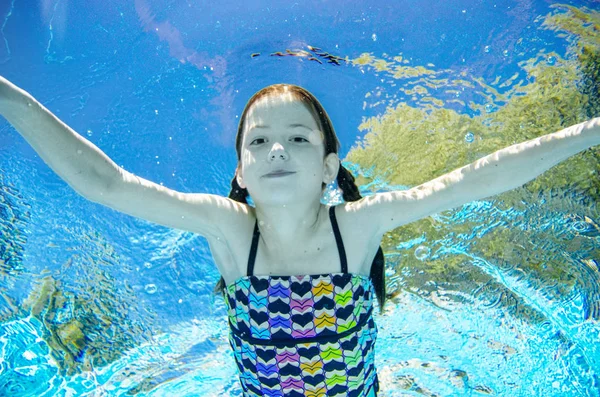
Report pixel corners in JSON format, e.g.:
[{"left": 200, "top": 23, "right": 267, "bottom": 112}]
[{"left": 355, "top": 118, "right": 600, "bottom": 236}]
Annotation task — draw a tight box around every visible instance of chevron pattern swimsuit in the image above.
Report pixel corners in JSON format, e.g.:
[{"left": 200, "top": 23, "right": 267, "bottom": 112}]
[{"left": 224, "top": 206, "right": 380, "bottom": 396}]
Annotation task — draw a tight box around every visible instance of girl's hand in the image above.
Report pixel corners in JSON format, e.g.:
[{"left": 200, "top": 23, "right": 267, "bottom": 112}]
[
  {"left": 0, "top": 75, "right": 11, "bottom": 110},
  {"left": 584, "top": 117, "right": 600, "bottom": 144},
  {"left": 0, "top": 76, "right": 36, "bottom": 117},
  {"left": 0, "top": 76, "right": 23, "bottom": 115},
  {"left": 565, "top": 117, "right": 600, "bottom": 148}
]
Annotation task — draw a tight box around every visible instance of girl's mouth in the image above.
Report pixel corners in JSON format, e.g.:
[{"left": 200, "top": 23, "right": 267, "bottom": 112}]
[{"left": 264, "top": 171, "right": 296, "bottom": 178}]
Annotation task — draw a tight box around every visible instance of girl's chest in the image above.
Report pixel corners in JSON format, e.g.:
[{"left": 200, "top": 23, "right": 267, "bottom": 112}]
[{"left": 208, "top": 209, "right": 382, "bottom": 286}]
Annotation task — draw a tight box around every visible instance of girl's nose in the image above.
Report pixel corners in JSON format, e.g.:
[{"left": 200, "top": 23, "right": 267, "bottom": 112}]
[{"left": 268, "top": 143, "right": 288, "bottom": 161}]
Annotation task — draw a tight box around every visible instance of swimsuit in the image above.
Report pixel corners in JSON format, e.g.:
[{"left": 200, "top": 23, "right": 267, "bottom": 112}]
[{"left": 224, "top": 206, "right": 380, "bottom": 396}]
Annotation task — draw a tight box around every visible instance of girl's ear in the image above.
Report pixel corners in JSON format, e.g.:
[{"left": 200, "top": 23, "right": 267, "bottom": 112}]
[
  {"left": 236, "top": 166, "right": 246, "bottom": 188},
  {"left": 323, "top": 153, "right": 340, "bottom": 184}
]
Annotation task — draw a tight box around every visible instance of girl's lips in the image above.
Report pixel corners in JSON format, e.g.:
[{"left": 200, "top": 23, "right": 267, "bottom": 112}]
[{"left": 264, "top": 171, "right": 296, "bottom": 178}]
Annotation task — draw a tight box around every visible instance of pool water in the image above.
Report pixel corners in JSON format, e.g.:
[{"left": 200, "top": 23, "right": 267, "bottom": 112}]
[{"left": 1, "top": 0, "right": 599, "bottom": 396}]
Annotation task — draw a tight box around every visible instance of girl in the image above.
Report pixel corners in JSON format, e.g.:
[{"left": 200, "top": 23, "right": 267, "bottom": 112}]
[{"left": 1, "top": 77, "right": 599, "bottom": 397}]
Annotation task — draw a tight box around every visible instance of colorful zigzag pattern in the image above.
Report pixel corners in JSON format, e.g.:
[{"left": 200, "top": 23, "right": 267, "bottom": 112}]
[{"left": 225, "top": 272, "right": 379, "bottom": 396}]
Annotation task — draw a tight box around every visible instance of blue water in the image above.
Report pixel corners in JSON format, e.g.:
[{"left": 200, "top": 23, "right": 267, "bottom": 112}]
[{"left": 1, "top": 0, "right": 599, "bottom": 396}]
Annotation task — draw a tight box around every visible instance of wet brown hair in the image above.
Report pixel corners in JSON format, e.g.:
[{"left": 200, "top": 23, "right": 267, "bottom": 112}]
[{"left": 213, "top": 84, "right": 386, "bottom": 313}]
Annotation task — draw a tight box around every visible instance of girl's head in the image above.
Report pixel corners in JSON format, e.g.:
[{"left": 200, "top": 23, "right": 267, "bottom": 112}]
[
  {"left": 236, "top": 84, "right": 339, "bottom": 163},
  {"left": 215, "top": 84, "right": 387, "bottom": 313},
  {"left": 233, "top": 84, "right": 341, "bottom": 205}
]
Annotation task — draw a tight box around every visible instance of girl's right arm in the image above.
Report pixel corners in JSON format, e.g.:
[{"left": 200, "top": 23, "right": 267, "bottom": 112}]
[{"left": 0, "top": 76, "right": 249, "bottom": 239}]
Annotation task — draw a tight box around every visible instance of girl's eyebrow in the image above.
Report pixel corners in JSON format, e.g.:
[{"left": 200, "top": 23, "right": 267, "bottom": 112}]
[
  {"left": 288, "top": 123, "right": 313, "bottom": 130},
  {"left": 248, "top": 123, "right": 313, "bottom": 134}
]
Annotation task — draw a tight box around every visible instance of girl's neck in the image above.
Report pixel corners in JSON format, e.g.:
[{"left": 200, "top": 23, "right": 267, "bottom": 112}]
[{"left": 253, "top": 198, "right": 326, "bottom": 254}]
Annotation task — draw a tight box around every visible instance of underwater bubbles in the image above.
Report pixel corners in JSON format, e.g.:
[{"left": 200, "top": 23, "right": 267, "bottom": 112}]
[
  {"left": 485, "top": 104, "right": 494, "bottom": 113},
  {"left": 465, "top": 132, "right": 475, "bottom": 143},
  {"left": 484, "top": 45, "right": 490, "bottom": 53},
  {"left": 144, "top": 284, "right": 158, "bottom": 294},
  {"left": 547, "top": 55, "right": 556, "bottom": 65},
  {"left": 571, "top": 221, "right": 590, "bottom": 233},
  {"left": 414, "top": 245, "right": 431, "bottom": 261}
]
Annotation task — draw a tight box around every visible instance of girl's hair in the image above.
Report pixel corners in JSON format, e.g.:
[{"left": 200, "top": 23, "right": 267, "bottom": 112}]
[{"left": 213, "top": 84, "right": 386, "bottom": 313}]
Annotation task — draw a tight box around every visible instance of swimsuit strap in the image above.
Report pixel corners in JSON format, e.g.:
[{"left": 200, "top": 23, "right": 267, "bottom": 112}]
[
  {"left": 246, "top": 206, "right": 348, "bottom": 276},
  {"left": 329, "top": 205, "right": 348, "bottom": 274},
  {"left": 247, "top": 220, "right": 261, "bottom": 276}
]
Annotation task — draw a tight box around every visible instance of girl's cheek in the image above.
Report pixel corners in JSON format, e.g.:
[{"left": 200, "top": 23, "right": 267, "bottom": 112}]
[{"left": 241, "top": 151, "right": 255, "bottom": 167}]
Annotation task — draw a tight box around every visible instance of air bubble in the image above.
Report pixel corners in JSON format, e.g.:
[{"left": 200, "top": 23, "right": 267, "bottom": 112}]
[
  {"left": 415, "top": 245, "right": 430, "bottom": 261},
  {"left": 503, "top": 50, "right": 509, "bottom": 57},
  {"left": 572, "top": 221, "right": 589, "bottom": 233},
  {"left": 546, "top": 56, "right": 556, "bottom": 65},
  {"left": 309, "top": 129, "right": 324, "bottom": 145},
  {"left": 485, "top": 104, "right": 494, "bottom": 113},
  {"left": 145, "top": 284, "right": 157, "bottom": 294},
  {"left": 552, "top": 381, "right": 560, "bottom": 389},
  {"left": 484, "top": 46, "right": 490, "bottom": 53},
  {"left": 465, "top": 132, "right": 475, "bottom": 143}
]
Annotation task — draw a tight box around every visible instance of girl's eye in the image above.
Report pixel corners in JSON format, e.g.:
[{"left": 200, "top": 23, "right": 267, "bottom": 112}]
[
  {"left": 250, "top": 138, "right": 266, "bottom": 145},
  {"left": 250, "top": 137, "right": 308, "bottom": 145}
]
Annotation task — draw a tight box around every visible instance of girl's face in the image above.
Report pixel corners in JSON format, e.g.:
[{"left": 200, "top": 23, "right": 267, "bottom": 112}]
[{"left": 236, "top": 94, "right": 338, "bottom": 205}]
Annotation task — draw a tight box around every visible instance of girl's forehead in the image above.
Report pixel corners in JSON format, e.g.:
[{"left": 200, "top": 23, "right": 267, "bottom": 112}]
[{"left": 247, "top": 95, "right": 315, "bottom": 122}]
